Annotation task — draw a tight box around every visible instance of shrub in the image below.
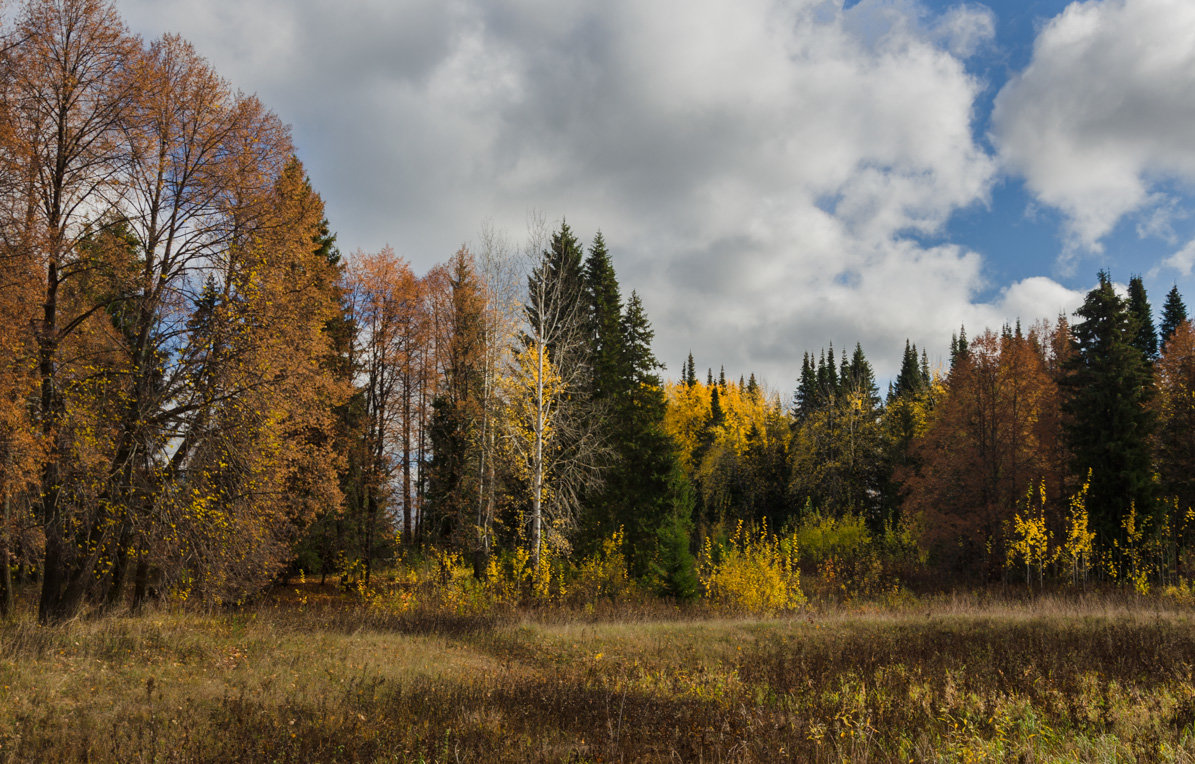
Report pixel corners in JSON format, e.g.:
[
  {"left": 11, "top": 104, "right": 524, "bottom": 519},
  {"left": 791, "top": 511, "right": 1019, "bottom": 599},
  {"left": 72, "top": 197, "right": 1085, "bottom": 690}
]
[
  {"left": 567, "top": 528, "right": 635, "bottom": 603},
  {"left": 698, "top": 520, "right": 804, "bottom": 613}
]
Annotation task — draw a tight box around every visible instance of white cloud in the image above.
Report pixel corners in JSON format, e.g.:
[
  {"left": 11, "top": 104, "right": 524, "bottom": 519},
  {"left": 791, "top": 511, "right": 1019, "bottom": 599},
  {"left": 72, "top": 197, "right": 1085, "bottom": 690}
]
[
  {"left": 114, "top": 0, "right": 1033, "bottom": 383},
  {"left": 1158, "top": 238, "right": 1195, "bottom": 277},
  {"left": 932, "top": 3, "right": 996, "bottom": 58},
  {"left": 992, "top": 0, "right": 1195, "bottom": 253}
]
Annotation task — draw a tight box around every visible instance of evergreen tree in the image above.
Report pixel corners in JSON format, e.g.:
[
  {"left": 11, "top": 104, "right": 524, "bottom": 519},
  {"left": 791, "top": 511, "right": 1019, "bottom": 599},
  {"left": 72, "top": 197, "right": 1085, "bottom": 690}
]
[
  {"left": 576, "top": 235, "right": 626, "bottom": 549},
  {"left": 1062, "top": 271, "right": 1155, "bottom": 551},
  {"left": 1127, "top": 275, "right": 1158, "bottom": 360},
  {"left": 844, "top": 343, "right": 881, "bottom": 409},
  {"left": 708, "top": 385, "right": 724, "bottom": 429},
  {"left": 825, "top": 345, "right": 838, "bottom": 399},
  {"left": 891, "top": 341, "right": 923, "bottom": 400},
  {"left": 1160, "top": 285, "right": 1188, "bottom": 350},
  {"left": 684, "top": 351, "right": 697, "bottom": 387},
  {"left": 612, "top": 292, "right": 691, "bottom": 577},
  {"left": 525, "top": 220, "right": 586, "bottom": 360},
  {"left": 949, "top": 325, "right": 969, "bottom": 373},
  {"left": 790, "top": 342, "right": 883, "bottom": 522},
  {"left": 583, "top": 231, "right": 624, "bottom": 399},
  {"left": 793, "top": 352, "right": 816, "bottom": 419}
]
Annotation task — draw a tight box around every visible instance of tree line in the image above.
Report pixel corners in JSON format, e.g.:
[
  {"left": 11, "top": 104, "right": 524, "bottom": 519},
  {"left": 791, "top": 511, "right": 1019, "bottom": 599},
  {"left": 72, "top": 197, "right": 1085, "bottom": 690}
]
[
  {"left": 667, "top": 274, "right": 1193, "bottom": 587},
  {"left": 2, "top": 1, "right": 1193, "bottom": 624}
]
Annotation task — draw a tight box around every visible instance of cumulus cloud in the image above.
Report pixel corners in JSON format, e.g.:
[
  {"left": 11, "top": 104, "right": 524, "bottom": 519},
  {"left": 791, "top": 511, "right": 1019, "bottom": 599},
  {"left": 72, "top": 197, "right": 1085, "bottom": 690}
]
[
  {"left": 1158, "top": 238, "right": 1195, "bottom": 277},
  {"left": 115, "top": 0, "right": 1071, "bottom": 384},
  {"left": 992, "top": 0, "right": 1195, "bottom": 254}
]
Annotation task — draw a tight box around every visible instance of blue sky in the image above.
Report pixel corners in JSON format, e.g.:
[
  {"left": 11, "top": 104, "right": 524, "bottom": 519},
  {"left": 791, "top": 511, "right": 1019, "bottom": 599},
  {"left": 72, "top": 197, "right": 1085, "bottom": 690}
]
[
  {"left": 928, "top": 0, "right": 1195, "bottom": 304},
  {"left": 114, "top": 0, "right": 1195, "bottom": 386}
]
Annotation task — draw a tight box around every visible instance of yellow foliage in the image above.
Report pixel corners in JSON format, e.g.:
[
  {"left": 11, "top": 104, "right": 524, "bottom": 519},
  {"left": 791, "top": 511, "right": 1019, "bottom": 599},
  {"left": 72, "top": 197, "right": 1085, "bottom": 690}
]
[
  {"left": 1060, "top": 473, "right": 1095, "bottom": 587},
  {"left": 1115, "top": 502, "right": 1150, "bottom": 595},
  {"left": 570, "top": 528, "right": 634, "bottom": 602},
  {"left": 664, "top": 380, "right": 786, "bottom": 472},
  {"left": 698, "top": 520, "right": 805, "bottom": 613},
  {"left": 1007, "top": 479, "right": 1053, "bottom": 588},
  {"left": 663, "top": 382, "right": 712, "bottom": 473}
]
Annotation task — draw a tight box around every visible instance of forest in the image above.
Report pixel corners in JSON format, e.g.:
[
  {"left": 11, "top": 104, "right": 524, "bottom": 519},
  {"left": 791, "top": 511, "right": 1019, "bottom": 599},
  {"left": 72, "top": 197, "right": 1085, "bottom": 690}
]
[
  {"left": 1, "top": 0, "right": 1194, "bottom": 623},
  {"left": 3, "top": 1, "right": 1195, "bottom": 760}
]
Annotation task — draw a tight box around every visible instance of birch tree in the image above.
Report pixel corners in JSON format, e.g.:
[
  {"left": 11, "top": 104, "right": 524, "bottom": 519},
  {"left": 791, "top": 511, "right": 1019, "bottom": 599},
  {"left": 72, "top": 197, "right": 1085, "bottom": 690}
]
[{"left": 510, "top": 220, "right": 608, "bottom": 564}]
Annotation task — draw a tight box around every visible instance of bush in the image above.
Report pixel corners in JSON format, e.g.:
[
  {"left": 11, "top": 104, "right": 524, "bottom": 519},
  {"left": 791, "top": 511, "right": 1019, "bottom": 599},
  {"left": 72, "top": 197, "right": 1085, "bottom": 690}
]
[
  {"left": 698, "top": 520, "right": 804, "bottom": 613},
  {"left": 793, "top": 512, "right": 871, "bottom": 566},
  {"left": 567, "top": 529, "right": 635, "bottom": 603}
]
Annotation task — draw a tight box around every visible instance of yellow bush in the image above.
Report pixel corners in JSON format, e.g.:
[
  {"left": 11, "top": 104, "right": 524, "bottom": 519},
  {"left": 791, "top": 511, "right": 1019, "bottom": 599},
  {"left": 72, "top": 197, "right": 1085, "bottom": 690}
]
[
  {"left": 698, "top": 520, "right": 805, "bottom": 613},
  {"left": 1061, "top": 474, "right": 1095, "bottom": 587},
  {"left": 569, "top": 528, "right": 634, "bottom": 603},
  {"left": 1007, "top": 479, "right": 1053, "bottom": 589}
]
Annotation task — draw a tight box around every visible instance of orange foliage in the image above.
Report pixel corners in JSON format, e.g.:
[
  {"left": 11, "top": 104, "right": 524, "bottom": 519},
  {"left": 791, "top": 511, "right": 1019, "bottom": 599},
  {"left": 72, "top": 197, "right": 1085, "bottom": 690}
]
[{"left": 906, "top": 325, "right": 1068, "bottom": 574}]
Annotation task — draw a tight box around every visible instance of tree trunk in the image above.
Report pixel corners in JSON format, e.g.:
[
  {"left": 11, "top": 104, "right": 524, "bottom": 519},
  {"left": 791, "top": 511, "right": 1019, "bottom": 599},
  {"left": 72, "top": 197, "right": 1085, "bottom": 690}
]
[
  {"left": 131, "top": 555, "right": 150, "bottom": 613},
  {"left": 402, "top": 372, "right": 413, "bottom": 545},
  {"left": 531, "top": 340, "right": 545, "bottom": 566}
]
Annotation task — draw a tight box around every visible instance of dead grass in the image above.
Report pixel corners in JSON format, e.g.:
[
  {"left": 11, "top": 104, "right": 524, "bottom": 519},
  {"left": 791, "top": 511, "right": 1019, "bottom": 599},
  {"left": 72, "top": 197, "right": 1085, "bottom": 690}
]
[{"left": 2, "top": 589, "right": 1194, "bottom": 762}]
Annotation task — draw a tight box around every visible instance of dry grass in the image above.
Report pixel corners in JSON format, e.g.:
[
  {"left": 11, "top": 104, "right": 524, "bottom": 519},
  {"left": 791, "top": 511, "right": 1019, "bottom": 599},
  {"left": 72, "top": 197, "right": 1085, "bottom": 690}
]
[{"left": 2, "top": 588, "right": 1194, "bottom": 762}]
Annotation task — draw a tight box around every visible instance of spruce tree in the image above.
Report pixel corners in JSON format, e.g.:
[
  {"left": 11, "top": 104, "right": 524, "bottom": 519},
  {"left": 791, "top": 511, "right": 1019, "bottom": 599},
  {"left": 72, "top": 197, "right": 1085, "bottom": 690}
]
[
  {"left": 1127, "top": 275, "right": 1158, "bottom": 360},
  {"left": 583, "top": 231, "right": 624, "bottom": 399},
  {"left": 576, "top": 232, "right": 625, "bottom": 552},
  {"left": 793, "top": 352, "right": 816, "bottom": 419},
  {"left": 588, "top": 290, "right": 695, "bottom": 584},
  {"left": 525, "top": 220, "right": 585, "bottom": 359},
  {"left": 949, "top": 325, "right": 969, "bottom": 372},
  {"left": 844, "top": 343, "right": 881, "bottom": 408},
  {"left": 1160, "top": 285, "right": 1188, "bottom": 350},
  {"left": 891, "top": 340, "right": 923, "bottom": 400},
  {"left": 1062, "top": 271, "right": 1155, "bottom": 551}
]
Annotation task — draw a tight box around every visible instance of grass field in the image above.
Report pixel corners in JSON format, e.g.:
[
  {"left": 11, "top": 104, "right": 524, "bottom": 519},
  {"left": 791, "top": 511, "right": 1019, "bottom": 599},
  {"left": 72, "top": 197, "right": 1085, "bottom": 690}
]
[{"left": 2, "top": 589, "right": 1195, "bottom": 762}]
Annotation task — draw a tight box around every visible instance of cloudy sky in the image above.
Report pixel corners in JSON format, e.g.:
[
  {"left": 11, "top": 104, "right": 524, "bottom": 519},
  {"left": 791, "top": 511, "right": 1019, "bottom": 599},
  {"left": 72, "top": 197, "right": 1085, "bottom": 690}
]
[{"left": 114, "top": 0, "right": 1195, "bottom": 389}]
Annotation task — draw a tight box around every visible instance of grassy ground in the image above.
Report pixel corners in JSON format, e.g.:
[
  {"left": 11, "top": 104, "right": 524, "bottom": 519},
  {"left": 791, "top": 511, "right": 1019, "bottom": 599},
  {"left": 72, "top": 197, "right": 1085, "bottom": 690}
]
[{"left": 2, "top": 589, "right": 1195, "bottom": 762}]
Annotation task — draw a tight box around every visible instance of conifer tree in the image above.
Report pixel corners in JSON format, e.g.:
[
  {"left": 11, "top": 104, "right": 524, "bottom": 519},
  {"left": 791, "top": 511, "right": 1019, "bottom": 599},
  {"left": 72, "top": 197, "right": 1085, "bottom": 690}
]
[
  {"left": 949, "top": 326, "right": 969, "bottom": 373},
  {"left": 576, "top": 232, "right": 627, "bottom": 549},
  {"left": 1160, "top": 285, "right": 1188, "bottom": 350},
  {"left": 790, "top": 342, "right": 883, "bottom": 521},
  {"left": 609, "top": 292, "right": 692, "bottom": 580},
  {"left": 1062, "top": 271, "right": 1155, "bottom": 551},
  {"left": 684, "top": 352, "right": 697, "bottom": 387},
  {"left": 583, "top": 232, "right": 623, "bottom": 400},
  {"left": 1127, "top": 275, "right": 1158, "bottom": 360},
  {"left": 891, "top": 341, "right": 924, "bottom": 401}
]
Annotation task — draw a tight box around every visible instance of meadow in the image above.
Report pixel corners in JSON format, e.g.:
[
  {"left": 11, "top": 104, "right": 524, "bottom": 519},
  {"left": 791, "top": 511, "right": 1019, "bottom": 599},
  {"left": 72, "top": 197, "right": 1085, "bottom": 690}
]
[{"left": 2, "top": 586, "right": 1194, "bottom": 763}]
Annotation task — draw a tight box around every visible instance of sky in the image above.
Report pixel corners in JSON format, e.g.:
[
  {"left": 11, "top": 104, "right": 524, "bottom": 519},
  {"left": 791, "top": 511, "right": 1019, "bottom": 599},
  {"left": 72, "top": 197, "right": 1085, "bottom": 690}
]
[{"left": 114, "top": 0, "right": 1195, "bottom": 391}]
